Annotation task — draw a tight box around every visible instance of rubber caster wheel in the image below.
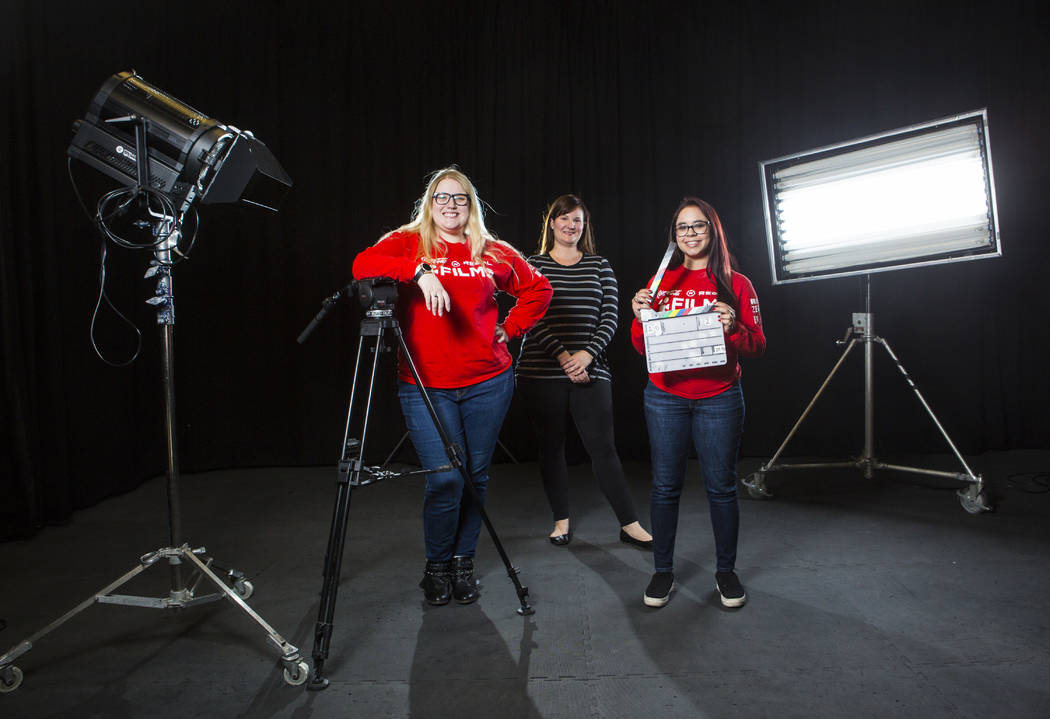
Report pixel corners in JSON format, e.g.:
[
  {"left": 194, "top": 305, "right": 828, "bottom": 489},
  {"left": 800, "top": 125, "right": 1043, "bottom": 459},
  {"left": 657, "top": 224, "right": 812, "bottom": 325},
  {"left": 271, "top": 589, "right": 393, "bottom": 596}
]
[
  {"left": 957, "top": 486, "right": 992, "bottom": 514},
  {"left": 0, "top": 665, "right": 23, "bottom": 693},
  {"left": 284, "top": 660, "right": 310, "bottom": 686},
  {"left": 233, "top": 579, "right": 254, "bottom": 600},
  {"left": 743, "top": 473, "right": 772, "bottom": 499}
]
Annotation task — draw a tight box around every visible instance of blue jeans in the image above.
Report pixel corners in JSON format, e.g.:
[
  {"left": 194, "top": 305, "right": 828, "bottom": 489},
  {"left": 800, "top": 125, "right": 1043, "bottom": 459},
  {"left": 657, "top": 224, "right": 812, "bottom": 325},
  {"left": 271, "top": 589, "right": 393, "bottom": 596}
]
[
  {"left": 644, "top": 381, "right": 745, "bottom": 574},
  {"left": 398, "top": 369, "right": 514, "bottom": 561}
]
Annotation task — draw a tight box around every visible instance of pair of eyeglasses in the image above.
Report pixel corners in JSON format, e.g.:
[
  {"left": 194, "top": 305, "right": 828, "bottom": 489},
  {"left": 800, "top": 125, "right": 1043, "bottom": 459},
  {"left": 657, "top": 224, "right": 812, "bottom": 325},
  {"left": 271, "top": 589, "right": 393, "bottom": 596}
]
[
  {"left": 675, "top": 220, "right": 711, "bottom": 236},
  {"left": 433, "top": 192, "right": 470, "bottom": 207}
]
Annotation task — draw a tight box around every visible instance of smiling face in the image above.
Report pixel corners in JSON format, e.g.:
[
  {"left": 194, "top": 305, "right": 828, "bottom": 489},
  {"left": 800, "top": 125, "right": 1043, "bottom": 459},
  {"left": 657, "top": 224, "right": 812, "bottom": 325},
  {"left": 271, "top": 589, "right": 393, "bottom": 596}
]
[
  {"left": 431, "top": 176, "right": 470, "bottom": 237},
  {"left": 550, "top": 207, "right": 586, "bottom": 250},
  {"left": 674, "top": 204, "right": 712, "bottom": 268}
]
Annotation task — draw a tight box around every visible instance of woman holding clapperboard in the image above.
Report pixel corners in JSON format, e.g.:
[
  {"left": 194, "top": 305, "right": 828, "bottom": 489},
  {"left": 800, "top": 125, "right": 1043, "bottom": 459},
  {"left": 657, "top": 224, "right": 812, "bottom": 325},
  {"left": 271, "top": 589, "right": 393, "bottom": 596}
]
[{"left": 630, "top": 197, "right": 765, "bottom": 609}]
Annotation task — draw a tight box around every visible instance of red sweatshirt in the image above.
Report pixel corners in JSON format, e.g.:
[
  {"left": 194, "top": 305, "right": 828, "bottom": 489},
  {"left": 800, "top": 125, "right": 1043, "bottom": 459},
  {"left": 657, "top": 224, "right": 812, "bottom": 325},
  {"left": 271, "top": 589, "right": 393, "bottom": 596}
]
[
  {"left": 631, "top": 266, "right": 765, "bottom": 399},
  {"left": 353, "top": 231, "right": 552, "bottom": 388}
]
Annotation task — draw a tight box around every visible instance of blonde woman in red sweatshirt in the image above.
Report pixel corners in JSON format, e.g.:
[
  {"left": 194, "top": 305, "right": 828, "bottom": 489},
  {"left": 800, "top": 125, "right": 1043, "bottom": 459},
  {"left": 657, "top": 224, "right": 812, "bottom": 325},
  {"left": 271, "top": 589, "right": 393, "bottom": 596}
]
[{"left": 353, "top": 167, "right": 552, "bottom": 606}]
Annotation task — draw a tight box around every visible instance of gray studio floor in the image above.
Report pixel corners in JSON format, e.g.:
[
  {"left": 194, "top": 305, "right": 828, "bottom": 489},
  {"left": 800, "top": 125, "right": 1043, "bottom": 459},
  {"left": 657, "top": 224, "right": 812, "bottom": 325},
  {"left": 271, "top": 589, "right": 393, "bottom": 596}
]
[{"left": 2, "top": 451, "right": 1049, "bottom": 718}]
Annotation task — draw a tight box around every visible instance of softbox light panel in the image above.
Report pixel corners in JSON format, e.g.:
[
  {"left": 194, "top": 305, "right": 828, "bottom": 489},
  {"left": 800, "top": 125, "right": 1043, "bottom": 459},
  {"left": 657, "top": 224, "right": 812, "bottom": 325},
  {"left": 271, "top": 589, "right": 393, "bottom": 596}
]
[{"left": 759, "top": 109, "right": 1000, "bottom": 285}]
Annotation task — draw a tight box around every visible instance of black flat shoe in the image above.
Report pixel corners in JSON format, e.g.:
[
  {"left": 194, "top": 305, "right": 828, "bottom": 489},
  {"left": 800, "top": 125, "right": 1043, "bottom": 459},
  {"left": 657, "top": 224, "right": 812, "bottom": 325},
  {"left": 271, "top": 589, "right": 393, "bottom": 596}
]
[
  {"left": 619, "top": 528, "right": 653, "bottom": 550},
  {"left": 549, "top": 532, "right": 571, "bottom": 546}
]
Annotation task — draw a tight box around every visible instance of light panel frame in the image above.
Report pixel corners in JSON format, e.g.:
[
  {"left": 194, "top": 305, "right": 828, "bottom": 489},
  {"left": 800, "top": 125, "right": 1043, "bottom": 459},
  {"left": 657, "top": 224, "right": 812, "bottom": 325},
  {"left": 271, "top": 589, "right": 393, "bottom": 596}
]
[{"left": 760, "top": 109, "right": 1001, "bottom": 285}]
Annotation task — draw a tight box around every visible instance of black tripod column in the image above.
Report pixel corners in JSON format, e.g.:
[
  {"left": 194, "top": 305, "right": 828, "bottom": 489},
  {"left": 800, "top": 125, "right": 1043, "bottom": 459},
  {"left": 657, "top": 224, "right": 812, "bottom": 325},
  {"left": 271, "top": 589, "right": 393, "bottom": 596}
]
[
  {"left": 150, "top": 243, "right": 185, "bottom": 594},
  {"left": 159, "top": 324, "right": 185, "bottom": 593}
]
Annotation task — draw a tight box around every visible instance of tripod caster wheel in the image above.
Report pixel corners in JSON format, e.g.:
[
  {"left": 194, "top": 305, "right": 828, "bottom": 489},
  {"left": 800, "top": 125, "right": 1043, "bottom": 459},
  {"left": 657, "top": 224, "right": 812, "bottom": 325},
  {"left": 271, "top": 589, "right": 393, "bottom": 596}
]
[
  {"left": 283, "top": 660, "right": 310, "bottom": 686},
  {"left": 957, "top": 486, "right": 992, "bottom": 514},
  {"left": 233, "top": 579, "right": 255, "bottom": 599},
  {"left": 743, "top": 473, "right": 772, "bottom": 499},
  {"left": 0, "top": 665, "right": 23, "bottom": 693}
]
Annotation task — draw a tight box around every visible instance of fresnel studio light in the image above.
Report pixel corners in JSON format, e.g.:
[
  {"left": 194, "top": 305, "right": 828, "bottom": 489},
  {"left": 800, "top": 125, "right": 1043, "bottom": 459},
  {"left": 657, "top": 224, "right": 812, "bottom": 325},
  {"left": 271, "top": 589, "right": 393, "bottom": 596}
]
[
  {"left": 68, "top": 70, "right": 290, "bottom": 213},
  {"left": 0, "top": 72, "right": 307, "bottom": 693},
  {"left": 745, "top": 110, "right": 1000, "bottom": 513}
]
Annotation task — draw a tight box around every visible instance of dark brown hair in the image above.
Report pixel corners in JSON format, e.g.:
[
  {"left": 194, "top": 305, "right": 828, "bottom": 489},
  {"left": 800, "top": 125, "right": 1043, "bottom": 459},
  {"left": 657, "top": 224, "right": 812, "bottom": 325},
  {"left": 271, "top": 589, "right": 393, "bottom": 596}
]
[
  {"left": 668, "top": 197, "right": 737, "bottom": 310},
  {"left": 538, "top": 194, "right": 595, "bottom": 254}
]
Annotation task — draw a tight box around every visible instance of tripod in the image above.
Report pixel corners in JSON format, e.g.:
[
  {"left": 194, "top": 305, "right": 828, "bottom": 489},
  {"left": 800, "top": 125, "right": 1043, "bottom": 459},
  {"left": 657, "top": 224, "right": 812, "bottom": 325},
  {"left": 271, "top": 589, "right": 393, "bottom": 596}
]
[
  {"left": 0, "top": 216, "right": 308, "bottom": 694},
  {"left": 299, "top": 281, "right": 534, "bottom": 691},
  {"left": 742, "top": 275, "right": 990, "bottom": 514},
  {"left": 382, "top": 431, "right": 519, "bottom": 468}
]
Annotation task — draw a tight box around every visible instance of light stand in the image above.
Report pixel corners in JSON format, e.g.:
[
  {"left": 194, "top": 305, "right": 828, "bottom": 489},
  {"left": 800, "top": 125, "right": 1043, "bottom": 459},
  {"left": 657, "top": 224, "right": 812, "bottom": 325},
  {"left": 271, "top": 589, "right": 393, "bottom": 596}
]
[
  {"left": 0, "top": 216, "right": 309, "bottom": 692},
  {"left": 0, "top": 86, "right": 304, "bottom": 693},
  {"left": 750, "top": 110, "right": 1000, "bottom": 514},
  {"left": 742, "top": 275, "right": 991, "bottom": 513}
]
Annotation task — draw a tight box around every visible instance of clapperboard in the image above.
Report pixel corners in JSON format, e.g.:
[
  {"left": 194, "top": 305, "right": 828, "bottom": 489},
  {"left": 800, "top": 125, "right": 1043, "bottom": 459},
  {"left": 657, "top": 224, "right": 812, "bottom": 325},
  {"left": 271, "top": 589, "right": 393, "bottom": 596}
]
[{"left": 639, "top": 242, "right": 727, "bottom": 374}]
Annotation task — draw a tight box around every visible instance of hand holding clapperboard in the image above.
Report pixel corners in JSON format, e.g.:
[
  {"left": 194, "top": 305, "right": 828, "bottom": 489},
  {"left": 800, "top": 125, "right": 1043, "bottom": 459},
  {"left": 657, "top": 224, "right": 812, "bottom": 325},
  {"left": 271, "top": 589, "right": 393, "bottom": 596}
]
[{"left": 640, "top": 241, "right": 728, "bottom": 374}]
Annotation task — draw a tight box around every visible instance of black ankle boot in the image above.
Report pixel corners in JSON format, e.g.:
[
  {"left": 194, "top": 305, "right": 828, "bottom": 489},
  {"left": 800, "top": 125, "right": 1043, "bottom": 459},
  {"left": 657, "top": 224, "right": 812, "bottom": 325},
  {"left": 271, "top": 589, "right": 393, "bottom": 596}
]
[
  {"left": 419, "top": 560, "right": 452, "bottom": 605},
  {"left": 452, "top": 556, "right": 479, "bottom": 604}
]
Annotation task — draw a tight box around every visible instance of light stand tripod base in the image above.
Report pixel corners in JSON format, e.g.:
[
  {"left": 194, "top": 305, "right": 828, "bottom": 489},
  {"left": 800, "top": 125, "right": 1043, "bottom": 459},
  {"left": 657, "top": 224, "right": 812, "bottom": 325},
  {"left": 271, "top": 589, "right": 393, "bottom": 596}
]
[
  {"left": 0, "top": 544, "right": 309, "bottom": 690},
  {"left": 745, "top": 301, "right": 991, "bottom": 513}
]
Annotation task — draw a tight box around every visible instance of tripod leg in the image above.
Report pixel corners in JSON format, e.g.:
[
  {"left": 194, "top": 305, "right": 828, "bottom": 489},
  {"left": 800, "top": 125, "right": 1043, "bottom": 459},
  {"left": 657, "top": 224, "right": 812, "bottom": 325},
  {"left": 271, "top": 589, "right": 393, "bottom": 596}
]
[
  {"left": 496, "top": 438, "right": 519, "bottom": 464},
  {"left": 874, "top": 337, "right": 990, "bottom": 512},
  {"left": 743, "top": 338, "right": 860, "bottom": 498},
  {"left": 309, "top": 479, "right": 352, "bottom": 691},
  {"left": 179, "top": 549, "right": 308, "bottom": 685},
  {"left": 309, "top": 331, "right": 385, "bottom": 689},
  {"left": 461, "top": 480, "right": 534, "bottom": 615},
  {"left": 394, "top": 329, "right": 534, "bottom": 615},
  {"left": 381, "top": 431, "right": 412, "bottom": 469},
  {"left": 0, "top": 561, "right": 151, "bottom": 688},
  {"left": 765, "top": 337, "right": 858, "bottom": 470}
]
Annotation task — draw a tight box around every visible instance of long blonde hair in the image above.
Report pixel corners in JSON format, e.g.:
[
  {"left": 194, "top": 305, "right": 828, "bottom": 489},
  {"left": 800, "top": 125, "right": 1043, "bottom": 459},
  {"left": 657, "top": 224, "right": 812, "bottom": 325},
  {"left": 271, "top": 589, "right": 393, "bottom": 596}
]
[{"left": 383, "top": 167, "right": 507, "bottom": 266}]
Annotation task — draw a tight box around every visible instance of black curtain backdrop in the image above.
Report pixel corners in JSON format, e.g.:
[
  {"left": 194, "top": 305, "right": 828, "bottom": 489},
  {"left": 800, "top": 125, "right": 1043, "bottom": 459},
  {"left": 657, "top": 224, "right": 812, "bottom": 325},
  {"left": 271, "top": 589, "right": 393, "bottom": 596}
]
[{"left": 3, "top": 0, "right": 1048, "bottom": 539}]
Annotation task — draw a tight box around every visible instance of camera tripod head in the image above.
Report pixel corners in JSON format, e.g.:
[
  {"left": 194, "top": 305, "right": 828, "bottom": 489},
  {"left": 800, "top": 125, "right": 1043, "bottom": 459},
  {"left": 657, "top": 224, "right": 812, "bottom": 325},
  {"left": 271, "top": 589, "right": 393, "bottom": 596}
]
[
  {"left": 298, "top": 276, "right": 401, "bottom": 344},
  {"left": 355, "top": 277, "right": 398, "bottom": 317}
]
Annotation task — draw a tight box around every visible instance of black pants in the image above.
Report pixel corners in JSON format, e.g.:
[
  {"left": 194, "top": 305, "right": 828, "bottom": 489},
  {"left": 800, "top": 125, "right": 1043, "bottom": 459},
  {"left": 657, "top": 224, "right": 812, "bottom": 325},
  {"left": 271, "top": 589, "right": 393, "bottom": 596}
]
[{"left": 517, "top": 378, "right": 638, "bottom": 526}]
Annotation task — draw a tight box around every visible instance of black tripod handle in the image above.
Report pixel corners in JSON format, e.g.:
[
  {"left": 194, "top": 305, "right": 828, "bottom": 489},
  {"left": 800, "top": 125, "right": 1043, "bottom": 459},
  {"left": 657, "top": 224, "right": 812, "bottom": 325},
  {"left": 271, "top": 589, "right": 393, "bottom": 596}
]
[{"left": 297, "top": 285, "right": 352, "bottom": 344}]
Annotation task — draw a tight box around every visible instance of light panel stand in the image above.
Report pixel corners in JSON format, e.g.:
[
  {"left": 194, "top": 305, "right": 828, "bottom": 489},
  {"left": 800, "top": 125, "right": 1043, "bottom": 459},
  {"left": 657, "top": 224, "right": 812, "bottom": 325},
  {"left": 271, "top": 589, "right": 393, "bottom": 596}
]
[{"left": 742, "top": 275, "right": 991, "bottom": 513}]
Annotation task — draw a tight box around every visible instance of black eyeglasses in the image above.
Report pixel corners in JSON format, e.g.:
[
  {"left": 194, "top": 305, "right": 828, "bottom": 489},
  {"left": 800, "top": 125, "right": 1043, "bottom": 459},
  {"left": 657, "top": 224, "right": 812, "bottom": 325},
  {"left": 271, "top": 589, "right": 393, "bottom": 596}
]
[
  {"left": 675, "top": 220, "right": 712, "bottom": 236},
  {"left": 433, "top": 192, "right": 470, "bottom": 207}
]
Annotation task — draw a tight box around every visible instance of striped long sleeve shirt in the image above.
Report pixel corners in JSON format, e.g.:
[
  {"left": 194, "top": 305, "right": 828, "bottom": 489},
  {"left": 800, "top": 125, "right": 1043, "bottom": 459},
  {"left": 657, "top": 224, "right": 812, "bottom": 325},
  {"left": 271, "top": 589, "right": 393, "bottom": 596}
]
[{"left": 516, "top": 253, "right": 619, "bottom": 382}]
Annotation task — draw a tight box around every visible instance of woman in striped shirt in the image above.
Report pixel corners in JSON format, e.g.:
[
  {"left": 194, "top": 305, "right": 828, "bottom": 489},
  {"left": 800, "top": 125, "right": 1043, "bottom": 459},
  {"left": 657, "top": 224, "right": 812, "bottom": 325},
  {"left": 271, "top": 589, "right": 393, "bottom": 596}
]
[{"left": 517, "top": 194, "right": 652, "bottom": 549}]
